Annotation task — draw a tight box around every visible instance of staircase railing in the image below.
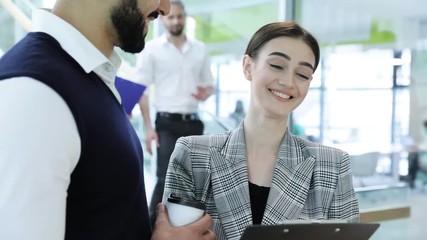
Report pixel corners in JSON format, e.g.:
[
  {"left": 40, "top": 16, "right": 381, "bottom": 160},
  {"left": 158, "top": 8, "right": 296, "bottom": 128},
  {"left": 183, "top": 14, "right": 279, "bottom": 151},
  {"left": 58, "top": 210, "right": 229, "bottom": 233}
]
[{"left": 201, "top": 109, "right": 233, "bottom": 133}]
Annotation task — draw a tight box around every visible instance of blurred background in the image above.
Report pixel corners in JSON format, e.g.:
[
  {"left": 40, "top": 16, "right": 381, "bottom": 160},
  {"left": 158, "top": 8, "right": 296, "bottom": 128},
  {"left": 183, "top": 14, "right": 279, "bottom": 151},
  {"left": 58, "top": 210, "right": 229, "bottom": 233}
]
[{"left": 2, "top": 0, "right": 427, "bottom": 239}]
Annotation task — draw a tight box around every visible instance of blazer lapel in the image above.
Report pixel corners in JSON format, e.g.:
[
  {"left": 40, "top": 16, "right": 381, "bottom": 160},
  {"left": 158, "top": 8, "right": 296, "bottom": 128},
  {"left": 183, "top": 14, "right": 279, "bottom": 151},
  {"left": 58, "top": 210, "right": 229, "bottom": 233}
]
[
  {"left": 209, "top": 124, "right": 253, "bottom": 240},
  {"left": 263, "top": 132, "right": 316, "bottom": 224}
]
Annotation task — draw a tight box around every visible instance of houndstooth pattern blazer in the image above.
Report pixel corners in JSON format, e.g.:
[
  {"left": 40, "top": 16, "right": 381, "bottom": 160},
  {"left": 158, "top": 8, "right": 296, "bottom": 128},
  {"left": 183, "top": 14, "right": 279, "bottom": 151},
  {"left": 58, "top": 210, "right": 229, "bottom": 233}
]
[{"left": 163, "top": 123, "right": 360, "bottom": 240}]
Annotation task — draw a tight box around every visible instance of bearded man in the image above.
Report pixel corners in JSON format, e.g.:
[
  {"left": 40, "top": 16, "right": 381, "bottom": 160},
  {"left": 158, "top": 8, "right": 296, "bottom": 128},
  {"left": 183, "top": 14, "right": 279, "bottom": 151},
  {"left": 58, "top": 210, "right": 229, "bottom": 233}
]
[{"left": 0, "top": 1, "right": 215, "bottom": 239}]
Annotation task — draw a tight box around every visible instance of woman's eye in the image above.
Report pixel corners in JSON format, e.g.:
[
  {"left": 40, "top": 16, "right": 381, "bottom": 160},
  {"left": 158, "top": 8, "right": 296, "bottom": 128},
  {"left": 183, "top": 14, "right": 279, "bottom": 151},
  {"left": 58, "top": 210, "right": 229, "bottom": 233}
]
[
  {"left": 270, "top": 64, "right": 283, "bottom": 70},
  {"left": 297, "top": 73, "right": 310, "bottom": 80}
]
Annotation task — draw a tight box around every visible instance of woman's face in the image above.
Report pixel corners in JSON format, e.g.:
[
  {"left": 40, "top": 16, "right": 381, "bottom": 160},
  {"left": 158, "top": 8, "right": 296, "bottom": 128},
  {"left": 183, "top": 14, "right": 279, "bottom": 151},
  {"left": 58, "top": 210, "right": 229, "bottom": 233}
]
[{"left": 243, "top": 36, "right": 315, "bottom": 119}]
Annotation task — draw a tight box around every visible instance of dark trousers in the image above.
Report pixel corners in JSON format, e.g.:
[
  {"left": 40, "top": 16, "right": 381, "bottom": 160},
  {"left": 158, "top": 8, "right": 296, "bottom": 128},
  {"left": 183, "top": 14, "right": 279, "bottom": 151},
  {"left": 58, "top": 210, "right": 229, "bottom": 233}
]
[
  {"left": 148, "top": 114, "right": 204, "bottom": 228},
  {"left": 408, "top": 152, "right": 420, "bottom": 188}
]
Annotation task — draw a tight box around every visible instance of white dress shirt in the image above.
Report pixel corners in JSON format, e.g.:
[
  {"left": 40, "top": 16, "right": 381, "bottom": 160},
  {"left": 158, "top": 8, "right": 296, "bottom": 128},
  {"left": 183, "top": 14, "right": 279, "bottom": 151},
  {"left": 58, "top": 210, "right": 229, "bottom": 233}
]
[
  {"left": 135, "top": 34, "right": 214, "bottom": 113},
  {"left": 0, "top": 9, "right": 121, "bottom": 240}
]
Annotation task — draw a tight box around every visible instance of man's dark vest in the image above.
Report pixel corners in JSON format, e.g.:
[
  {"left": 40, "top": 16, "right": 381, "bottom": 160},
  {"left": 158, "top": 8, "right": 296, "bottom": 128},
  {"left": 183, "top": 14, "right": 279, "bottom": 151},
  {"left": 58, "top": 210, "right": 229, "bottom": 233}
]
[{"left": 0, "top": 32, "right": 152, "bottom": 239}]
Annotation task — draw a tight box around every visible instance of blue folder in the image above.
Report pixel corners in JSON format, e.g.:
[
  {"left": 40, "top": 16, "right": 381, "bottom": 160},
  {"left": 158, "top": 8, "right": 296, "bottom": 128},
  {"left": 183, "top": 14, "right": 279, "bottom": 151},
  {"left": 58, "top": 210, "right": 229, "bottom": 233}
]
[{"left": 115, "top": 76, "right": 146, "bottom": 115}]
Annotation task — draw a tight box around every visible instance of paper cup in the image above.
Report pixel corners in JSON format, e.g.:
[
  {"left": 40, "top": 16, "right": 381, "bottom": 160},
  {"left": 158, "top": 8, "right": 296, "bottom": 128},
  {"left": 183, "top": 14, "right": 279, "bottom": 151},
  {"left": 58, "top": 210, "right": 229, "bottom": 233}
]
[{"left": 166, "top": 194, "right": 206, "bottom": 227}]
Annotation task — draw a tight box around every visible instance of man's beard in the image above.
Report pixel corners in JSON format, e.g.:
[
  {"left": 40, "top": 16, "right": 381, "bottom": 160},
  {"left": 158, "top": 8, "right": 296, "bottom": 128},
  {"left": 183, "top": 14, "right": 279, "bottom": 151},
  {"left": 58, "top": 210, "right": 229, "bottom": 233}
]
[
  {"left": 110, "top": 0, "right": 146, "bottom": 53},
  {"left": 168, "top": 25, "right": 184, "bottom": 36}
]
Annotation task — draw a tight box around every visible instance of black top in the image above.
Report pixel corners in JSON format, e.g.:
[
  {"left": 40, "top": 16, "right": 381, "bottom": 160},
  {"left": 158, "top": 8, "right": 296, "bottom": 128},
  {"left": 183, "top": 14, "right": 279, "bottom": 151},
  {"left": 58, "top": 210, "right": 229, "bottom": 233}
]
[{"left": 249, "top": 182, "right": 270, "bottom": 225}]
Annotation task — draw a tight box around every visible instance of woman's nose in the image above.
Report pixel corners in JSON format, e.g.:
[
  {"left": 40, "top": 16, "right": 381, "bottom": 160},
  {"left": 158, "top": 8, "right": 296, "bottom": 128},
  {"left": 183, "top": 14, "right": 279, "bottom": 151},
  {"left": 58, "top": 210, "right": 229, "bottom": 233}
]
[{"left": 278, "top": 71, "right": 294, "bottom": 88}]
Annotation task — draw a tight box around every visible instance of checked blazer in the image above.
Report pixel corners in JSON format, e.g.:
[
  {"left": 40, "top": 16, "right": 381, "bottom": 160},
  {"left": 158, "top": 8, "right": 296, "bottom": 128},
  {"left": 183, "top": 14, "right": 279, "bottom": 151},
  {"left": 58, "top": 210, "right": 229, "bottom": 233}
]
[{"left": 163, "top": 123, "right": 360, "bottom": 240}]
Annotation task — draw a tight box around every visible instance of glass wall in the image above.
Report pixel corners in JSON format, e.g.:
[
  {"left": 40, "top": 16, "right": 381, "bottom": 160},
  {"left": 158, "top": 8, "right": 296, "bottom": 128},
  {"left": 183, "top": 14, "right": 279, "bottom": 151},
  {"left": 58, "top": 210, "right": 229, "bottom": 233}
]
[{"left": 309, "top": 47, "right": 411, "bottom": 147}]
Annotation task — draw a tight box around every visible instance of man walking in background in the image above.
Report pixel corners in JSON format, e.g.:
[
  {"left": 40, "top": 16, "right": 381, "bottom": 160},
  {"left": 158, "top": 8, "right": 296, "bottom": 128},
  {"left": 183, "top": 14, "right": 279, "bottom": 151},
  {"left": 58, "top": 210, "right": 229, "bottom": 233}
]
[{"left": 136, "top": 0, "right": 214, "bottom": 227}]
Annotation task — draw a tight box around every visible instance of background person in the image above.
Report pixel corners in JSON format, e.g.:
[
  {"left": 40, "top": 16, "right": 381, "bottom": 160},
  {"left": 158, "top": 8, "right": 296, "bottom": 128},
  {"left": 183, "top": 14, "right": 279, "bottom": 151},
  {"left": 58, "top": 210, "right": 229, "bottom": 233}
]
[
  {"left": 163, "top": 21, "right": 360, "bottom": 240},
  {"left": 135, "top": 0, "right": 214, "bottom": 226},
  {"left": 0, "top": 0, "right": 215, "bottom": 239},
  {"left": 229, "top": 99, "right": 246, "bottom": 127}
]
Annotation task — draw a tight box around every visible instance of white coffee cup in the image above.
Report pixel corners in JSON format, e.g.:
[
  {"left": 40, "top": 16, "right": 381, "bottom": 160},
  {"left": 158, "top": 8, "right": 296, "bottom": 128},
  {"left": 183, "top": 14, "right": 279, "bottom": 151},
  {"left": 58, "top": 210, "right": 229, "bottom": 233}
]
[{"left": 165, "top": 194, "right": 206, "bottom": 227}]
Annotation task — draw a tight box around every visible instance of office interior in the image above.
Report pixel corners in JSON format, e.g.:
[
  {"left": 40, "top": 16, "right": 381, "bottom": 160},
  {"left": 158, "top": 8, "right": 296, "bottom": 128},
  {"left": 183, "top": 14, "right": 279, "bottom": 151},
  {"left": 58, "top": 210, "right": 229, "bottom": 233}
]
[{"left": 1, "top": 0, "right": 427, "bottom": 239}]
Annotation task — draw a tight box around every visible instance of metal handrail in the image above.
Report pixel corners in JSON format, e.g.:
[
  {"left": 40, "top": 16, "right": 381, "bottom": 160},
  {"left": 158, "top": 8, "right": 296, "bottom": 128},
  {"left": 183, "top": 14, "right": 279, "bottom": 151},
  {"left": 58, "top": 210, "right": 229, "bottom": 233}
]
[{"left": 201, "top": 109, "right": 233, "bottom": 132}]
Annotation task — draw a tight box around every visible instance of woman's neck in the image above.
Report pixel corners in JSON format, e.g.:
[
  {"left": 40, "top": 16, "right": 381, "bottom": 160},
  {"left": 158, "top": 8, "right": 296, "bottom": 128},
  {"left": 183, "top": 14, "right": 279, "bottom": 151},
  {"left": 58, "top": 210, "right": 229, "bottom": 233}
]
[
  {"left": 243, "top": 112, "right": 288, "bottom": 152},
  {"left": 243, "top": 112, "right": 289, "bottom": 186}
]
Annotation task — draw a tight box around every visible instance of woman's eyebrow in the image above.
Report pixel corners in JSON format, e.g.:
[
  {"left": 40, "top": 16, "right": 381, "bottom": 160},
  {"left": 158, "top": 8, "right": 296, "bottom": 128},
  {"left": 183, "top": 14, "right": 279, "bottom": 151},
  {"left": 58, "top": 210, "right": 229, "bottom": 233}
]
[
  {"left": 268, "top": 52, "right": 290, "bottom": 60},
  {"left": 299, "top": 62, "right": 314, "bottom": 70},
  {"left": 268, "top": 51, "right": 314, "bottom": 70}
]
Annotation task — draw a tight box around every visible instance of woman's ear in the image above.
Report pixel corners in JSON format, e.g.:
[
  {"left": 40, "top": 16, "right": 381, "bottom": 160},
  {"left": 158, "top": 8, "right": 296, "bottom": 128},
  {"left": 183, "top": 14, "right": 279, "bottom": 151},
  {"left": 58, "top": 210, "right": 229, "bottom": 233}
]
[{"left": 242, "top": 55, "right": 252, "bottom": 81}]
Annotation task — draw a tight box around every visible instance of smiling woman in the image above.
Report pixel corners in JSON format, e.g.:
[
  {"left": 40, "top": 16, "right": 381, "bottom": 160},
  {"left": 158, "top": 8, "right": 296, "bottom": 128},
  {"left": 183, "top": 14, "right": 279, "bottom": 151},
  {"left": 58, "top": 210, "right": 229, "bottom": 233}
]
[{"left": 162, "top": 21, "right": 360, "bottom": 240}]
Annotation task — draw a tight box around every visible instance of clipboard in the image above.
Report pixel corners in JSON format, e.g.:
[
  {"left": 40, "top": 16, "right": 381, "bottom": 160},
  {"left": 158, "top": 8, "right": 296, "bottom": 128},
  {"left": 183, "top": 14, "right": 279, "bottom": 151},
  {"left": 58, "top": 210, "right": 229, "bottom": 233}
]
[
  {"left": 114, "top": 76, "right": 146, "bottom": 115},
  {"left": 240, "top": 222, "right": 380, "bottom": 240}
]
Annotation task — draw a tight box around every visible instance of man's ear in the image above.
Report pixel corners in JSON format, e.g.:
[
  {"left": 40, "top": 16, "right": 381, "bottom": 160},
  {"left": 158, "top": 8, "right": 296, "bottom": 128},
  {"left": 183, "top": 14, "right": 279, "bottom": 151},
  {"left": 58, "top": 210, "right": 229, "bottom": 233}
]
[{"left": 242, "top": 55, "right": 252, "bottom": 81}]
